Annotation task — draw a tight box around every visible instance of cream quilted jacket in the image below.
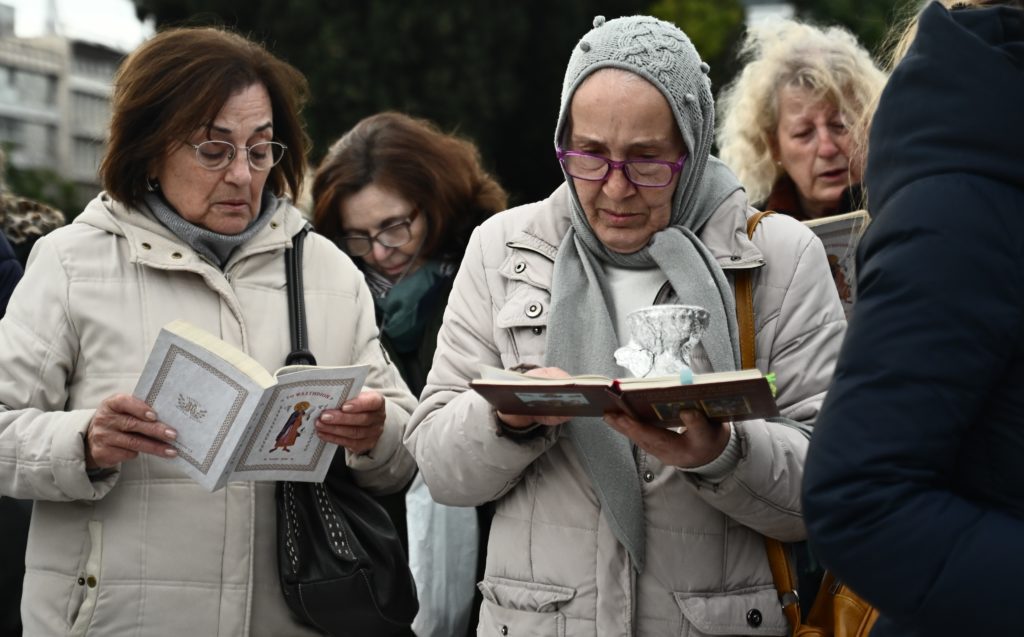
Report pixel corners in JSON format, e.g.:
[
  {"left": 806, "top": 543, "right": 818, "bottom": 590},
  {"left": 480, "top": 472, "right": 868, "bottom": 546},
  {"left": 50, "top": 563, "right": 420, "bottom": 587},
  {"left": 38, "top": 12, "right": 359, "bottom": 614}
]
[
  {"left": 406, "top": 184, "right": 846, "bottom": 637},
  {"left": 0, "top": 193, "right": 416, "bottom": 636}
]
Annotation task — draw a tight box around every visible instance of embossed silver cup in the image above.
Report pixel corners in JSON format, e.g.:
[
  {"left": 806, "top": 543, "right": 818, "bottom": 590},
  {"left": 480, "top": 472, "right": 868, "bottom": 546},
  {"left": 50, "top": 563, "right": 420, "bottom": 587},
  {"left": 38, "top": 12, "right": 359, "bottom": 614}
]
[{"left": 613, "top": 304, "right": 710, "bottom": 378}]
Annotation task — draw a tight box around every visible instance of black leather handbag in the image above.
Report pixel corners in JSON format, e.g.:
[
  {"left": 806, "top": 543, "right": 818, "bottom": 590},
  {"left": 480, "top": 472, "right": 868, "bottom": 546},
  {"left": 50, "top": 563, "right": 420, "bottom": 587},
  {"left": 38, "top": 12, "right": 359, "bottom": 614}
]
[{"left": 275, "top": 227, "right": 418, "bottom": 636}]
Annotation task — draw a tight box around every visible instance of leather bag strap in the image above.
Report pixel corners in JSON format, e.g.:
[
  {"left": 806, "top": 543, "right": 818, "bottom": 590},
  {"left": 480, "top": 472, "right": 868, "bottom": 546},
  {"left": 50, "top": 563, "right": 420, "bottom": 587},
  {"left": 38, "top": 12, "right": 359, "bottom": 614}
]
[
  {"left": 765, "top": 536, "right": 803, "bottom": 632},
  {"left": 736, "top": 210, "right": 774, "bottom": 369},
  {"left": 733, "top": 211, "right": 803, "bottom": 633},
  {"left": 285, "top": 224, "right": 316, "bottom": 367}
]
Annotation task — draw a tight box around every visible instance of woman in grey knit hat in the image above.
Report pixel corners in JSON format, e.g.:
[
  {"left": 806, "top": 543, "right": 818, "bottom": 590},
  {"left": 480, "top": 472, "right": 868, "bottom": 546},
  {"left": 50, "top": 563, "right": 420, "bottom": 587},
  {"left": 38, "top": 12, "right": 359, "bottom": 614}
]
[{"left": 407, "top": 15, "right": 845, "bottom": 636}]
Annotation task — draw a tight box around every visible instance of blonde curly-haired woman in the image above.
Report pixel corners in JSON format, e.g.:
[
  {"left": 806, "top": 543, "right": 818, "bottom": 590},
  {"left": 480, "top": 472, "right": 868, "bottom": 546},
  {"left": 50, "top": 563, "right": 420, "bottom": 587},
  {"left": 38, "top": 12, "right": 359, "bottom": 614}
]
[{"left": 717, "top": 20, "right": 886, "bottom": 220}]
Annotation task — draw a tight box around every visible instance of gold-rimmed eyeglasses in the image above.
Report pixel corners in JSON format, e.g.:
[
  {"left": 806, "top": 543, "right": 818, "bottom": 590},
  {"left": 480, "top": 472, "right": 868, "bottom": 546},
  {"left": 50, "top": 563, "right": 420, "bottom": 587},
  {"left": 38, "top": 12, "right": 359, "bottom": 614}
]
[{"left": 186, "top": 140, "right": 288, "bottom": 171}]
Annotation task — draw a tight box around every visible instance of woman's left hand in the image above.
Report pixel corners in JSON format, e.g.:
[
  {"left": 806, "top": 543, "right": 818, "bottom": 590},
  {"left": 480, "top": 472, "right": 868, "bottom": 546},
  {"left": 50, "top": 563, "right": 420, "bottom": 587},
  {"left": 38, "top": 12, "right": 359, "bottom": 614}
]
[
  {"left": 604, "top": 409, "right": 731, "bottom": 468},
  {"left": 316, "top": 390, "right": 387, "bottom": 455}
]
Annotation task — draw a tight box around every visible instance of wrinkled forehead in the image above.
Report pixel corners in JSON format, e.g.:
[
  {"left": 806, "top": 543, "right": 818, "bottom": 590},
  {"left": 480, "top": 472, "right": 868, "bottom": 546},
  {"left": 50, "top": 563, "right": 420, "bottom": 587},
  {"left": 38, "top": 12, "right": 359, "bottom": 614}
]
[
  {"left": 559, "top": 66, "right": 688, "bottom": 146},
  {"left": 564, "top": 68, "right": 684, "bottom": 147},
  {"left": 775, "top": 83, "right": 845, "bottom": 123}
]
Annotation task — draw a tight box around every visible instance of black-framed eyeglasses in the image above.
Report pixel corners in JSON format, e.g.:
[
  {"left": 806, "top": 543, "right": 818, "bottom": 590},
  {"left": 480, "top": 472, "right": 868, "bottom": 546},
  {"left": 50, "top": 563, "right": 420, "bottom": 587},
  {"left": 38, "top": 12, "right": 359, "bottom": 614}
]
[
  {"left": 186, "top": 140, "right": 288, "bottom": 171},
  {"left": 337, "top": 208, "right": 420, "bottom": 257},
  {"left": 556, "top": 148, "right": 687, "bottom": 188}
]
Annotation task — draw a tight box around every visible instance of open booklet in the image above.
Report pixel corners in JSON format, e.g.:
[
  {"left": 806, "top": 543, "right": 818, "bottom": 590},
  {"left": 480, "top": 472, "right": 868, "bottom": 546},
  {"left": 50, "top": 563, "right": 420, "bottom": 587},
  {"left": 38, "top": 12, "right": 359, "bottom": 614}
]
[
  {"left": 804, "top": 210, "right": 870, "bottom": 319},
  {"left": 470, "top": 365, "right": 779, "bottom": 425},
  {"left": 133, "top": 320, "right": 369, "bottom": 492}
]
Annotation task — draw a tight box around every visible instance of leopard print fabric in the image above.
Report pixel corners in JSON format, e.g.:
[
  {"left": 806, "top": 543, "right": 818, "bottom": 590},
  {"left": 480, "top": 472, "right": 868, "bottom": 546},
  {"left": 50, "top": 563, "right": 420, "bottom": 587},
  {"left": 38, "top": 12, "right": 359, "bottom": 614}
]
[{"left": 0, "top": 195, "right": 66, "bottom": 246}]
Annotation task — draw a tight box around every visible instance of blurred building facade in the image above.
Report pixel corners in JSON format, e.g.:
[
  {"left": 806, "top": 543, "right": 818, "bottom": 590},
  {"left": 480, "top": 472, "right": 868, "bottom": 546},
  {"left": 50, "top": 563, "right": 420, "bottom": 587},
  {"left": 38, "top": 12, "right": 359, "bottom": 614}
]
[
  {"left": 0, "top": 2, "right": 122, "bottom": 202},
  {"left": 742, "top": 0, "right": 796, "bottom": 23}
]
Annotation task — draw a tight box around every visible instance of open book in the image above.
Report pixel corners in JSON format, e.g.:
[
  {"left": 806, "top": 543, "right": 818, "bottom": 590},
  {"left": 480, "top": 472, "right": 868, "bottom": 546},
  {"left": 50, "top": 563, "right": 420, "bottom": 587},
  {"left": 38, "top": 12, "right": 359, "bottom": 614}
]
[
  {"left": 470, "top": 365, "right": 778, "bottom": 424},
  {"left": 804, "top": 210, "right": 870, "bottom": 319},
  {"left": 133, "top": 320, "right": 369, "bottom": 491}
]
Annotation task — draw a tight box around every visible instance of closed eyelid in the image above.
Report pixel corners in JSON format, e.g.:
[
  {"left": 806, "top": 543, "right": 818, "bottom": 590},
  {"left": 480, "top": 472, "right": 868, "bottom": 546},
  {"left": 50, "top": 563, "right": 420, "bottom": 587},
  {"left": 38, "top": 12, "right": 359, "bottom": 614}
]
[
  {"left": 569, "top": 143, "right": 675, "bottom": 159},
  {"left": 568, "top": 135, "right": 606, "bottom": 149},
  {"left": 202, "top": 125, "right": 274, "bottom": 146},
  {"left": 342, "top": 217, "right": 407, "bottom": 237},
  {"left": 780, "top": 115, "right": 811, "bottom": 129}
]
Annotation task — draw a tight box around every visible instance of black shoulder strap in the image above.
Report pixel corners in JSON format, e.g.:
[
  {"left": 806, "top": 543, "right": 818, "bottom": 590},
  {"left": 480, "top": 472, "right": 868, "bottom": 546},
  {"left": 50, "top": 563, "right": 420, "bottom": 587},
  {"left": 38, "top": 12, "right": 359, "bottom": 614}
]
[{"left": 285, "top": 225, "right": 317, "bottom": 367}]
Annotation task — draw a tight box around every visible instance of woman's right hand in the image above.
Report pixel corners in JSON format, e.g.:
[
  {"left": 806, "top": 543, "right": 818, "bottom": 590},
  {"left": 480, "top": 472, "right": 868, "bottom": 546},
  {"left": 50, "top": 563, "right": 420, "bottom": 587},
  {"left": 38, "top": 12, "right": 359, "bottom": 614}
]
[
  {"left": 496, "top": 366, "right": 575, "bottom": 430},
  {"left": 85, "top": 394, "right": 178, "bottom": 470}
]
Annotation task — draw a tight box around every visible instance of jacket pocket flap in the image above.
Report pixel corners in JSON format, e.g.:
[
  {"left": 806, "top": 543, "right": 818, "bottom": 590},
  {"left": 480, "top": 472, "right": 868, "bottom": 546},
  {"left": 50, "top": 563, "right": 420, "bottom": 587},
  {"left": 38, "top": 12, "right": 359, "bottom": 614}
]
[
  {"left": 674, "top": 588, "right": 788, "bottom": 636},
  {"left": 495, "top": 287, "right": 550, "bottom": 329},
  {"left": 478, "top": 598, "right": 566, "bottom": 636},
  {"left": 479, "top": 576, "right": 575, "bottom": 612},
  {"left": 498, "top": 250, "right": 554, "bottom": 288}
]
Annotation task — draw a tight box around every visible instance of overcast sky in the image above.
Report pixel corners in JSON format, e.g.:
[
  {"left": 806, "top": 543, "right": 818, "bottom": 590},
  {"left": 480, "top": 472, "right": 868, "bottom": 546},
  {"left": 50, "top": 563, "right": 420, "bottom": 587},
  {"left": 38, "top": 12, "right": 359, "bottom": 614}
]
[{"left": 5, "top": 0, "right": 152, "bottom": 51}]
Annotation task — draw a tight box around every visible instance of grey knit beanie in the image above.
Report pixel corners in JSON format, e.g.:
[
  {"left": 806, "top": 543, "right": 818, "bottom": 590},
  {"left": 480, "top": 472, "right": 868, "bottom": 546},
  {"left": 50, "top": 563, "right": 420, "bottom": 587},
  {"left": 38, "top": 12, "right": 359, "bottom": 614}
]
[{"left": 554, "top": 15, "right": 716, "bottom": 229}]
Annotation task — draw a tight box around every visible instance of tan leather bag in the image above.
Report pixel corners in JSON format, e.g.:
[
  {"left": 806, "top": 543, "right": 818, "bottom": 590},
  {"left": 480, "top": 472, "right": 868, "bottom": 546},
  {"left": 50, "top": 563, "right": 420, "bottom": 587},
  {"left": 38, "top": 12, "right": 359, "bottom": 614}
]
[{"left": 735, "top": 210, "right": 879, "bottom": 637}]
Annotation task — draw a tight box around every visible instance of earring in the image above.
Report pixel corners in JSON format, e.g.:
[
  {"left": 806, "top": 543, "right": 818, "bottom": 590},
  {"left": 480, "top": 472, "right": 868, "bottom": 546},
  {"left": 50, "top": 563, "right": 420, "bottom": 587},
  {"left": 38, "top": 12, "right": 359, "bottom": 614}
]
[{"left": 146, "top": 176, "right": 160, "bottom": 192}]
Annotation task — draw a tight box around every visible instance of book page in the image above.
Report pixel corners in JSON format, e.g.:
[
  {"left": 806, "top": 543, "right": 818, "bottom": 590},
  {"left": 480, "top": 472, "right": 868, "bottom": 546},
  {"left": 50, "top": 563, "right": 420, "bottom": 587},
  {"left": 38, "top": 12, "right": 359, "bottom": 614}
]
[
  {"left": 227, "top": 364, "right": 370, "bottom": 483},
  {"left": 164, "top": 319, "right": 276, "bottom": 388},
  {"left": 613, "top": 368, "right": 763, "bottom": 390},
  {"left": 617, "top": 374, "right": 779, "bottom": 424},
  {"left": 133, "top": 326, "right": 270, "bottom": 491},
  {"left": 476, "top": 364, "right": 612, "bottom": 385},
  {"left": 804, "top": 210, "right": 870, "bottom": 319}
]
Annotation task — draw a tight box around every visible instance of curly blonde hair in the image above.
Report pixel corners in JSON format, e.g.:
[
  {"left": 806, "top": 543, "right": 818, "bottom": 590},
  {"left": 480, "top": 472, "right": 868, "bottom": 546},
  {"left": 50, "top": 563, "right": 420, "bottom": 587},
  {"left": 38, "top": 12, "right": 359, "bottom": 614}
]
[{"left": 716, "top": 20, "right": 886, "bottom": 204}]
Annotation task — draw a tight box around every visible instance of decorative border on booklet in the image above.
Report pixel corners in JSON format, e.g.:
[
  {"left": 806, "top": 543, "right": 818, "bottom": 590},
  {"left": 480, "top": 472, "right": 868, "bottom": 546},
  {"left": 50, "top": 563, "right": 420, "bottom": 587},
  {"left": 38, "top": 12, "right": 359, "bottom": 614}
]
[
  {"left": 231, "top": 377, "right": 357, "bottom": 474},
  {"left": 145, "top": 344, "right": 249, "bottom": 474}
]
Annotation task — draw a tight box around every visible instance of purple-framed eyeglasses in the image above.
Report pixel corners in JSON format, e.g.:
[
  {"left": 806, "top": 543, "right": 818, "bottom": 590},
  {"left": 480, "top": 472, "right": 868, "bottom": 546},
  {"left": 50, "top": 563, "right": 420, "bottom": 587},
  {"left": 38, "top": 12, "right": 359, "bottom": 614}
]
[{"left": 556, "top": 148, "right": 687, "bottom": 188}]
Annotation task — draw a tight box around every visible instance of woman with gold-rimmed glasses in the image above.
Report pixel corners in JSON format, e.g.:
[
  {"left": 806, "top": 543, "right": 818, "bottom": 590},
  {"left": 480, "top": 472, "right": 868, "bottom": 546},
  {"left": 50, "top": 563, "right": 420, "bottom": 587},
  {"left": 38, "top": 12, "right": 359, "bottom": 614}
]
[
  {"left": 312, "top": 111, "right": 507, "bottom": 637},
  {"left": 0, "top": 27, "right": 418, "bottom": 636}
]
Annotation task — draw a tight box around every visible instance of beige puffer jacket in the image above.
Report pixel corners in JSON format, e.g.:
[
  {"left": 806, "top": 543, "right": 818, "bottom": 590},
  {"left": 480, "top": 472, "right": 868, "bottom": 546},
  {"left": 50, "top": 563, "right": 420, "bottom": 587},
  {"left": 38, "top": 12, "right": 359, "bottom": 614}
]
[
  {"left": 0, "top": 193, "right": 417, "bottom": 636},
  {"left": 406, "top": 184, "right": 846, "bottom": 637}
]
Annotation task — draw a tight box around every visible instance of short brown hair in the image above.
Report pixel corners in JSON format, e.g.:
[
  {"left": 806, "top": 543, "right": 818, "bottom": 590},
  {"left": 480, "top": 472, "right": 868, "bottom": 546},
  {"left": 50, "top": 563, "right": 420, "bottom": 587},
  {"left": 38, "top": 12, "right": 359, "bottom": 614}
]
[
  {"left": 312, "top": 112, "right": 507, "bottom": 263},
  {"left": 101, "top": 27, "right": 309, "bottom": 208}
]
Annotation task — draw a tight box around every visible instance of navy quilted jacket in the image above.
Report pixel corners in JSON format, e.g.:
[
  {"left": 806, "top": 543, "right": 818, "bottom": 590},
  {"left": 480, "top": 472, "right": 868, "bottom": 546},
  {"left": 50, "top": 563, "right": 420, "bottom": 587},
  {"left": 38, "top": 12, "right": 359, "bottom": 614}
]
[
  {"left": 0, "top": 232, "right": 22, "bottom": 317},
  {"left": 804, "top": 4, "right": 1024, "bottom": 636}
]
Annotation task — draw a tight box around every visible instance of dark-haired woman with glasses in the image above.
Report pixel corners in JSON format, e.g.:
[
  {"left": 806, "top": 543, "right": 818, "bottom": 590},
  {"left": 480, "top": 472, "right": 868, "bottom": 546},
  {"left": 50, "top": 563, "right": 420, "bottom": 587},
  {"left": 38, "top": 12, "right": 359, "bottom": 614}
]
[
  {"left": 312, "top": 110, "right": 507, "bottom": 637},
  {"left": 0, "top": 27, "right": 418, "bottom": 636},
  {"left": 313, "top": 110, "right": 506, "bottom": 411}
]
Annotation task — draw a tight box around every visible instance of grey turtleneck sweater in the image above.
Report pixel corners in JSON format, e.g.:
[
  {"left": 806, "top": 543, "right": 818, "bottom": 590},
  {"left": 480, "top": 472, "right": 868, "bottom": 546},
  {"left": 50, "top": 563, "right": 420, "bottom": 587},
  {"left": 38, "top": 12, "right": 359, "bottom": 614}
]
[{"left": 144, "top": 189, "right": 278, "bottom": 268}]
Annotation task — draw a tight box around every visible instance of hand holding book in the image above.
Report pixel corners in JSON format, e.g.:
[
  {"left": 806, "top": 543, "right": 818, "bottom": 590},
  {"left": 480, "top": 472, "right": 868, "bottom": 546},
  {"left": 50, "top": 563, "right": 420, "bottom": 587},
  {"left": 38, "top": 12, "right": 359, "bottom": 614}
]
[
  {"left": 471, "top": 364, "right": 779, "bottom": 425},
  {"left": 317, "top": 389, "right": 387, "bottom": 455},
  {"left": 132, "top": 320, "right": 372, "bottom": 491},
  {"left": 605, "top": 409, "right": 733, "bottom": 469},
  {"left": 477, "top": 363, "right": 758, "bottom": 468},
  {"left": 85, "top": 393, "right": 180, "bottom": 470},
  {"left": 496, "top": 366, "right": 576, "bottom": 431}
]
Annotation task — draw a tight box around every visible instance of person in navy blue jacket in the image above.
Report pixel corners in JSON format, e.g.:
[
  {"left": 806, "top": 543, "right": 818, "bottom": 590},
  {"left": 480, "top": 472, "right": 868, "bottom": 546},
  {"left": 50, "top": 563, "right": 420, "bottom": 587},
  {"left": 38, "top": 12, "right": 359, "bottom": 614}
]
[
  {"left": 803, "top": 2, "right": 1024, "bottom": 636},
  {"left": 0, "top": 230, "right": 21, "bottom": 317},
  {"left": 0, "top": 229, "right": 24, "bottom": 635}
]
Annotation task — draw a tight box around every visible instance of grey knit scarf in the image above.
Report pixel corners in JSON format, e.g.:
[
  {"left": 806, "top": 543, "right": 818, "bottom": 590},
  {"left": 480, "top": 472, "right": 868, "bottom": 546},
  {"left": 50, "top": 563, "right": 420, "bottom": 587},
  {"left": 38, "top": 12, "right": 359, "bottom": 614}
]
[
  {"left": 144, "top": 189, "right": 278, "bottom": 268},
  {"left": 545, "top": 15, "right": 744, "bottom": 573}
]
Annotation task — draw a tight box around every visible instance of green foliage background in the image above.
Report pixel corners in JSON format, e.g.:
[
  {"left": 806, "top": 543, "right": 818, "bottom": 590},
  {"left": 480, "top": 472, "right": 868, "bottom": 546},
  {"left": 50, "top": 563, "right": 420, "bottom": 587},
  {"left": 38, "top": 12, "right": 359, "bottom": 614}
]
[
  {"left": 5, "top": 165, "right": 80, "bottom": 219},
  {"left": 127, "top": 1, "right": 914, "bottom": 207},
  {"left": 649, "top": 0, "right": 746, "bottom": 94},
  {"left": 792, "top": 0, "right": 922, "bottom": 59},
  {"left": 132, "top": 1, "right": 664, "bottom": 206}
]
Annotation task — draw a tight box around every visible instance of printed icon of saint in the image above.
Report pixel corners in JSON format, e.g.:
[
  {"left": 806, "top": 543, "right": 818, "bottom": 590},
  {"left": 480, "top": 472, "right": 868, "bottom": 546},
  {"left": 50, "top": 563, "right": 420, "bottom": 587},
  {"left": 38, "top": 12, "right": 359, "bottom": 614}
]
[{"left": 270, "top": 401, "right": 311, "bottom": 453}]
